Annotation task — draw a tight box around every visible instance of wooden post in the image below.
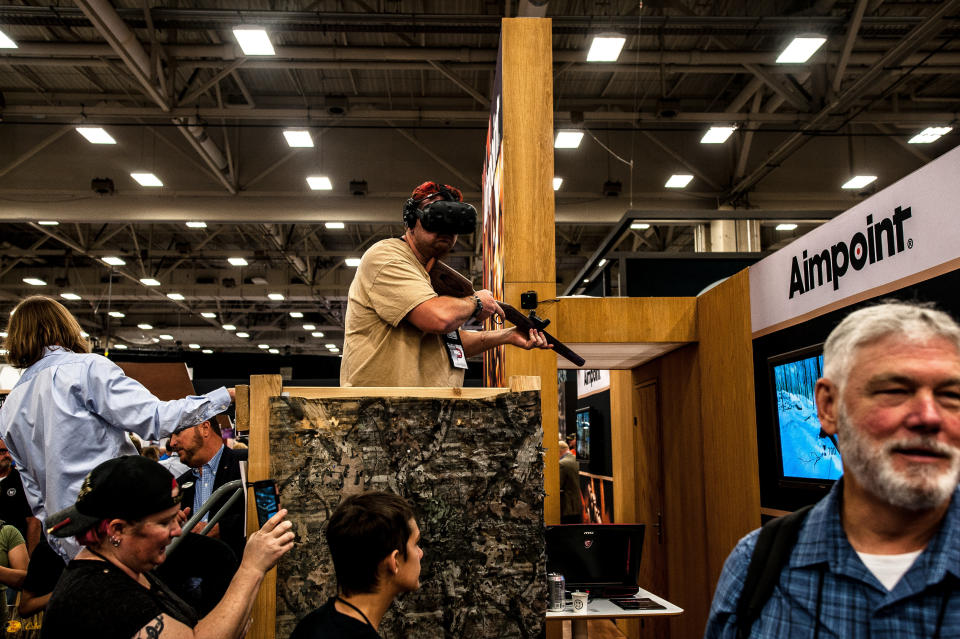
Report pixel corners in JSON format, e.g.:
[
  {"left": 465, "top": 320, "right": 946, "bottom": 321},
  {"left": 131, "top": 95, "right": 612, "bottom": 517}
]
[
  {"left": 248, "top": 374, "right": 283, "bottom": 639},
  {"left": 496, "top": 18, "right": 560, "bottom": 527},
  {"left": 234, "top": 383, "right": 250, "bottom": 432}
]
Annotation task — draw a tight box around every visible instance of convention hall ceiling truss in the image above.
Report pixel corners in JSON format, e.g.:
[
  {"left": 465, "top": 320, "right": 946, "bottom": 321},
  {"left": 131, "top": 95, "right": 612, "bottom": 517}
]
[{"left": 0, "top": 1, "right": 957, "bottom": 354}]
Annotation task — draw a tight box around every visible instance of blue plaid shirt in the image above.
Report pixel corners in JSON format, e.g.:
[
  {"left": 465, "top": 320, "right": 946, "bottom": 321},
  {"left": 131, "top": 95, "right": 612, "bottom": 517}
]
[
  {"left": 704, "top": 482, "right": 960, "bottom": 639},
  {"left": 191, "top": 443, "right": 225, "bottom": 522}
]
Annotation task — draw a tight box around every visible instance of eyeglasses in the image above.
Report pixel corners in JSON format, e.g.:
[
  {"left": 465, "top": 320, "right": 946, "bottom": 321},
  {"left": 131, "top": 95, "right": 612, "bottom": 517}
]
[{"left": 0, "top": 449, "right": 8, "bottom": 454}]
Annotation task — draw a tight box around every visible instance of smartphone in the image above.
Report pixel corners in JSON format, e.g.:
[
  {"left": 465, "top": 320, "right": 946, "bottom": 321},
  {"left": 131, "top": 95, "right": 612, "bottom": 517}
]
[{"left": 252, "top": 479, "right": 280, "bottom": 527}]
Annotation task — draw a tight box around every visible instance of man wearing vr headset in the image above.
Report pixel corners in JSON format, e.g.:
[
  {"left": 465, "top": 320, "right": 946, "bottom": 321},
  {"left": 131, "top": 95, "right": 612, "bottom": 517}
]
[{"left": 340, "top": 181, "right": 550, "bottom": 387}]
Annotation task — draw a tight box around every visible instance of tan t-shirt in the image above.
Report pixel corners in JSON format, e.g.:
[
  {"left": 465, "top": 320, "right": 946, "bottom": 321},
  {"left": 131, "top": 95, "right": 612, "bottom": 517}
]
[{"left": 340, "top": 238, "right": 466, "bottom": 387}]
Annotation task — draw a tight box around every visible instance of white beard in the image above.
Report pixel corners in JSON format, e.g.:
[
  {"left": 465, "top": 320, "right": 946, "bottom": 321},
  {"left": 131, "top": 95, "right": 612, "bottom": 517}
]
[{"left": 837, "top": 405, "right": 960, "bottom": 510}]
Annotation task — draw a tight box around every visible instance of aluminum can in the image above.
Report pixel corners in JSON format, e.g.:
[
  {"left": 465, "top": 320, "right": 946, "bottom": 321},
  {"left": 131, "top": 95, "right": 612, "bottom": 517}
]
[{"left": 547, "top": 573, "right": 566, "bottom": 611}]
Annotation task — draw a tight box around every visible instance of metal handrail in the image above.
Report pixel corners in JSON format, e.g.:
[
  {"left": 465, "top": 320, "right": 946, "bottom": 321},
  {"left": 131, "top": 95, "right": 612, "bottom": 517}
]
[{"left": 166, "top": 479, "right": 244, "bottom": 556}]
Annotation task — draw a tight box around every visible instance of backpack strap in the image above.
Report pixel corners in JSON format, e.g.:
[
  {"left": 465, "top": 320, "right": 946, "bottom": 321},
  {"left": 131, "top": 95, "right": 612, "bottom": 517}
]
[{"left": 735, "top": 505, "right": 814, "bottom": 639}]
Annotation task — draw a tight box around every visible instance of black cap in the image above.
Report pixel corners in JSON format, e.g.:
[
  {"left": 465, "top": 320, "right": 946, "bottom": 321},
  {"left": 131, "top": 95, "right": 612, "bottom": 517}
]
[{"left": 46, "top": 455, "right": 181, "bottom": 538}]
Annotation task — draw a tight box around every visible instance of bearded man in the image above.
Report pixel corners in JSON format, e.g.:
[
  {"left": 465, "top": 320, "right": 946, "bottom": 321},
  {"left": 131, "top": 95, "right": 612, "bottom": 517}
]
[{"left": 705, "top": 301, "right": 960, "bottom": 638}]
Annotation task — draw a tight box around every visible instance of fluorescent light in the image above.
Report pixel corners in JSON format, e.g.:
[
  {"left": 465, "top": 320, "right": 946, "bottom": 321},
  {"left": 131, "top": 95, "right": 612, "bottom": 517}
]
[
  {"left": 269, "top": 348, "right": 280, "bottom": 354},
  {"left": 140, "top": 278, "right": 161, "bottom": 286},
  {"left": 159, "top": 334, "right": 173, "bottom": 340},
  {"left": 267, "top": 293, "right": 284, "bottom": 301},
  {"left": 130, "top": 172, "right": 163, "bottom": 187},
  {"left": 151, "top": 337, "right": 160, "bottom": 343},
  {"left": 202, "top": 349, "right": 213, "bottom": 354},
  {"left": 553, "top": 177, "right": 563, "bottom": 190},
  {"left": 22, "top": 278, "right": 46, "bottom": 286},
  {"left": 137, "top": 323, "right": 153, "bottom": 330},
  {"left": 236, "top": 332, "right": 250, "bottom": 338},
  {"left": 324, "top": 343, "right": 336, "bottom": 349},
  {"left": 37, "top": 220, "right": 59, "bottom": 226},
  {"left": 776, "top": 223, "right": 799, "bottom": 231},
  {"left": 842, "top": 175, "right": 877, "bottom": 189},
  {"left": 258, "top": 344, "right": 270, "bottom": 349},
  {"left": 665, "top": 174, "right": 694, "bottom": 188},
  {"left": 631, "top": 222, "right": 650, "bottom": 230},
  {"left": 700, "top": 126, "right": 737, "bottom": 144},
  {"left": 776, "top": 37, "right": 826, "bottom": 64},
  {"left": 307, "top": 176, "right": 333, "bottom": 190},
  {"left": 311, "top": 331, "right": 325, "bottom": 338},
  {"left": 60, "top": 293, "right": 81, "bottom": 301},
  {"left": 75, "top": 127, "right": 116, "bottom": 144},
  {"left": 233, "top": 27, "right": 275, "bottom": 56},
  {"left": 0, "top": 331, "right": 6, "bottom": 337},
  {"left": 222, "top": 324, "right": 236, "bottom": 331},
  {"left": 103, "top": 256, "right": 126, "bottom": 266},
  {"left": 227, "top": 257, "right": 248, "bottom": 266},
  {"left": 554, "top": 131, "right": 584, "bottom": 149},
  {"left": 289, "top": 312, "right": 303, "bottom": 318},
  {"left": 185, "top": 221, "right": 207, "bottom": 229},
  {"left": 108, "top": 311, "right": 125, "bottom": 318},
  {"left": 114, "top": 344, "right": 128, "bottom": 350},
  {"left": 598, "top": 259, "right": 607, "bottom": 268},
  {"left": 201, "top": 312, "right": 217, "bottom": 318},
  {"left": 583, "top": 279, "right": 590, "bottom": 283},
  {"left": 189, "top": 343, "right": 201, "bottom": 349},
  {"left": 303, "top": 324, "right": 316, "bottom": 330},
  {"left": 283, "top": 130, "right": 314, "bottom": 147},
  {"left": 908, "top": 126, "right": 952, "bottom": 144},
  {"left": 166, "top": 293, "right": 185, "bottom": 301},
  {"left": 586, "top": 36, "right": 626, "bottom": 62},
  {"left": 325, "top": 222, "right": 345, "bottom": 229},
  {"left": 328, "top": 347, "right": 340, "bottom": 353},
  {"left": 0, "top": 30, "right": 17, "bottom": 49},
  {"left": 345, "top": 258, "right": 361, "bottom": 267}
]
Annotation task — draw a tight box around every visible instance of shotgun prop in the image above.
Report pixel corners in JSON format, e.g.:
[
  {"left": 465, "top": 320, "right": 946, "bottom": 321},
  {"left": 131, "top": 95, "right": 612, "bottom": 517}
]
[{"left": 429, "top": 260, "right": 586, "bottom": 367}]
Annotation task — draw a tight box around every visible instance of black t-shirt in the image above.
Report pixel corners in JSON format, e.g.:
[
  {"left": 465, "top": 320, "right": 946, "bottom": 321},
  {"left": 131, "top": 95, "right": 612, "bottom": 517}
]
[
  {"left": 0, "top": 469, "right": 32, "bottom": 538},
  {"left": 289, "top": 598, "right": 382, "bottom": 639},
  {"left": 22, "top": 536, "right": 64, "bottom": 596},
  {"left": 41, "top": 559, "right": 199, "bottom": 639}
]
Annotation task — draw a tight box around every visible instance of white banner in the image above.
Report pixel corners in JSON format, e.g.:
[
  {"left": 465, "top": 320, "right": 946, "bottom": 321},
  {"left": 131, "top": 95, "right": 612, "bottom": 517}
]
[
  {"left": 577, "top": 369, "right": 610, "bottom": 398},
  {"left": 750, "top": 144, "right": 960, "bottom": 335}
]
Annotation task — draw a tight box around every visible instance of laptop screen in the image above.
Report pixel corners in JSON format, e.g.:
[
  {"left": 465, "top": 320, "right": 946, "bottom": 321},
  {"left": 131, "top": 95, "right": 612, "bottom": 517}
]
[{"left": 545, "top": 524, "right": 645, "bottom": 589}]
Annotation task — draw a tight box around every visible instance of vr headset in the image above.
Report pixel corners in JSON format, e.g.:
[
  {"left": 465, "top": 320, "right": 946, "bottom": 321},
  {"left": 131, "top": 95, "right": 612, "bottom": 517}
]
[{"left": 416, "top": 200, "right": 477, "bottom": 235}]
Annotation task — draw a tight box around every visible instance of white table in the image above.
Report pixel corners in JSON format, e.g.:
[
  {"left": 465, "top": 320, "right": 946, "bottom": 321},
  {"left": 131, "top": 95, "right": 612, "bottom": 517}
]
[{"left": 545, "top": 587, "right": 683, "bottom": 639}]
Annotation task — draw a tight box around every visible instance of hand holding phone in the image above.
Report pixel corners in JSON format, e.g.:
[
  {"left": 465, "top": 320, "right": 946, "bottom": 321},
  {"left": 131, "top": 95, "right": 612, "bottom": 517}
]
[{"left": 252, "top": 479, "right": 280, "bottom": 528}]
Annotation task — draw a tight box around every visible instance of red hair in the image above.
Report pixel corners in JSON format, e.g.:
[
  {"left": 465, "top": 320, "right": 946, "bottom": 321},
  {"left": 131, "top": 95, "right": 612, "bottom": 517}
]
[{"left": 76, "top": 520, "right": 111, "bottom": 547}]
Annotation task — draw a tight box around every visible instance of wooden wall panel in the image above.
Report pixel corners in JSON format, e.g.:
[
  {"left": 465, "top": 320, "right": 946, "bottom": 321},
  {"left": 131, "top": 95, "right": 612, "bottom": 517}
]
[
  {"left": 555, "top": 298, "right": 697, "bottom": 344},
  {"left": 609, "top": 369, "right": 636, "bottom": 524},
  {"left": 695, "top": 269, "right": 761, "bottom": 589}
]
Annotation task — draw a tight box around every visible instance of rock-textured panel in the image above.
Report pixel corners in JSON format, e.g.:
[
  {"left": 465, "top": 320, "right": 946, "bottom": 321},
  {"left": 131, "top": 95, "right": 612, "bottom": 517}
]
[{"left": 271, "top": 392, "right": 546, "bottom": 639}]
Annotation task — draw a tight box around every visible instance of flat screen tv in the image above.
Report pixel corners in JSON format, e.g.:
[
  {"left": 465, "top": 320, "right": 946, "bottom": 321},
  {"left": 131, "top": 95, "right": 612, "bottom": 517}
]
[
  {"left": 575, "top": 408, "right": 591, "bottom": 461},
  {"left": 545, "top": 524, "right": 645, "bottom": 593},
  {"left": 768, "top": 345, "right": 842, "bottom": 489}
]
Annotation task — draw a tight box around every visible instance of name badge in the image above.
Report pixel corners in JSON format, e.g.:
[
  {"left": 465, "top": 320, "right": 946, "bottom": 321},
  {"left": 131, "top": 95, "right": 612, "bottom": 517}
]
[{"left": 442, "top": 331, "right": 469, "bottom": 370}]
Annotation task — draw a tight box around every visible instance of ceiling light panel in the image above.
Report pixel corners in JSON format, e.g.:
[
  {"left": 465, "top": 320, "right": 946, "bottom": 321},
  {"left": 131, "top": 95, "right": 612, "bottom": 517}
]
[
  {"left": 776, "top": 37, "right": 826, "bottom": 63},
  {"left": 108, "top": 311, "right": 125, "bottom": 318},
  {"left": 553, "top": 177, "right": 563, "bottom": 190},
  {"left": 60, "top": 293, "right": 81, "bottom": 300},
  {"left": 665, "top": 174, "right": 694, "bottom": 188},
  {"left": 908, "top": 126, "right": 951, "bottom": 144},
  {"left": 103, "top": 256, "right": 126, "bottom": 266},
  {"left": 345, "top": 258, "right": 362, "bottom": 267},
  {"left": 75, "top": 127, "right": 116, "bottom": 144},
  {"left": 325, "top": 222, "right": 345, "bottom": 229},
  {"left": 776, "top": 223, "right": 799, "bottom": 231},
  {"left": 23, "top": 278, "right": 46, "bottom": 286},
  {"left": 185, "top": 221, "right": 207, "bottom": 229},
  {"left": 841, "top": 175, "right": 877, "bottom": 189},
  {"left": 227, "top": 257, "right": 249, "bottom": 266},
  {"left": 233, "top": 28, "right": 275, "bottom": 56},
  {"left": 700, "top": 126, "right": 737, "bottom": 144},
  {"left": 586, "top": 36, "right": 626, "bottom": 62},
  {"left": 130, "top": 173, "right": 163, "bottom": 187},
  {"left": 283, "top": 130, "right": 314, "bottom": 147},
  {"left": 140, "top": 278, "right": 161, "bottom": 286},
  {"left": 166, "top": 293, "right": 185, "bottom": 301},
  {"left": 0, "top": 30, "right": 17, "bottom": 49},
  {"left": 37, "top": 221, "right": 59, "bottom": 226},
  {"left": 307, "top": 176, "right": 333, "bottom": 190},
  {"left": 554, "top": 131, "right": 584, "bottom": 149}
]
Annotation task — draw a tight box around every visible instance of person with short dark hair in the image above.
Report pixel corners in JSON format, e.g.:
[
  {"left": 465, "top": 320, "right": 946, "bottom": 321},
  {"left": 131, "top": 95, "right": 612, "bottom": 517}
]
[
  {"left": 704, "top": 301, "right": 960, "bottom": 638},
  {"left": 290, "top": 492, "right": 423, "bottom": 638},
  {"left": 0, "top": 295, "right": 233, "bottom": 563},
  {"left": 340, "top": 181, "right": 549, "bottom": 387},
  {"left": 558, "top": 440, "right": 582, "bottom": 524},
  {"left": 41, "top": 455, "right": 294, "bottom": 639},
  {"left": 169, "top": 416, "right": 246, "bottom": 561}
]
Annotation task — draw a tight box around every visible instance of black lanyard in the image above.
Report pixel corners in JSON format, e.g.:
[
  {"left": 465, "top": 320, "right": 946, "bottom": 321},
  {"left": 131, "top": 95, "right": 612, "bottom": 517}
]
[{"left": 336, "top": 596, "right": 374, "bottom": 629}]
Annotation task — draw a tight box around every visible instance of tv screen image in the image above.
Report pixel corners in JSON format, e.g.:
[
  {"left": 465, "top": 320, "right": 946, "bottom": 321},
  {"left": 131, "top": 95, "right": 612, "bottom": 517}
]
[
  {"left": 575, "top": 408, "right": 591, "bottom": 460},
  {"left": 771, "top": 350, "right": 842, "bottom": 482}
]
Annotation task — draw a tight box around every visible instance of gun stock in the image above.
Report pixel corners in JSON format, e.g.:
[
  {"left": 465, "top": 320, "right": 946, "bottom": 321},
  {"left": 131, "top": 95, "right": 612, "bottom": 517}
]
[{"left": 429, "top": 261, "right": 586, "bottom": 368}]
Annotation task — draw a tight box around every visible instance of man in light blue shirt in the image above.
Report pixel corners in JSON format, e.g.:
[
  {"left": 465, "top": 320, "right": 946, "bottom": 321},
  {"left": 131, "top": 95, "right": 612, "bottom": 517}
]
[{"left": 0, "top": 295, "right": 233, "bottom": 562}]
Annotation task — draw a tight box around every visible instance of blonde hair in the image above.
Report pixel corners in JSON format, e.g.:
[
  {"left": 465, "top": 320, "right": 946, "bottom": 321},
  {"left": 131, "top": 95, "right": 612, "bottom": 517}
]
[{"left": 4, "top": 296, "right": 91, "bottom": 368}]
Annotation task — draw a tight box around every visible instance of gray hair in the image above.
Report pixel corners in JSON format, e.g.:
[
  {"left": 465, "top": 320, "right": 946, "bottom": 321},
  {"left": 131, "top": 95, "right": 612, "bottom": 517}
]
[{"left": 823, "top": 301, "right": 960, "bottom": 390}]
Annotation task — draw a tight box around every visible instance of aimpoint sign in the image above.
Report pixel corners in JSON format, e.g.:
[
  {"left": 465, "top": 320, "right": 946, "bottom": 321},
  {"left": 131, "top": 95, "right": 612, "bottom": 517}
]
[{"left": 750, "top": 144, "right": 960, "bottom": 336}]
